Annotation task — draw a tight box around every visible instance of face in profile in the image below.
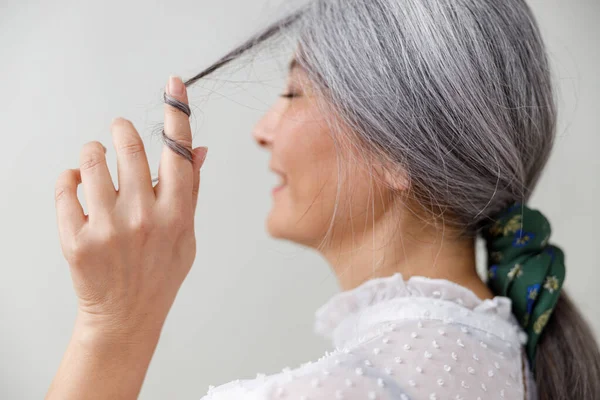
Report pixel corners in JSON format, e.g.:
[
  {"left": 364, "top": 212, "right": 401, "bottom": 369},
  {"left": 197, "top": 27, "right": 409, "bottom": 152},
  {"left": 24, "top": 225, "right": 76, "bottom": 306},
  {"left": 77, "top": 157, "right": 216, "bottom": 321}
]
[{"left": 252, "top": 57, "right": 402, "bottom": 249}]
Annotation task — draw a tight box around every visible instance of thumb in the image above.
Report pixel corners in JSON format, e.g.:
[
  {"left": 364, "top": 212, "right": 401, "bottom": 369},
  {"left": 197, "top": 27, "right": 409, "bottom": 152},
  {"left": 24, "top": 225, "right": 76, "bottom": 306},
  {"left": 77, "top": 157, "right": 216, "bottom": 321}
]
[{"left": 191, "top": 146, "right": 208, "bottom": 215}]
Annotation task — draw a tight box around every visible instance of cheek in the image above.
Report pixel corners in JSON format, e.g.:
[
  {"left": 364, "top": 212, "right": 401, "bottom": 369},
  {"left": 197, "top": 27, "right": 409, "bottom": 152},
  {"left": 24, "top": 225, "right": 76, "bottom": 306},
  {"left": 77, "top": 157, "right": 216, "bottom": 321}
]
[
  {"left": 292, "top": 135, "right": 384, "bottom": 231},
  {"left": 287, "top": 121, "right": 337, "bottom": 203},
  {"left": 268, "top": 119, "right": 340, "bottom": 238}
]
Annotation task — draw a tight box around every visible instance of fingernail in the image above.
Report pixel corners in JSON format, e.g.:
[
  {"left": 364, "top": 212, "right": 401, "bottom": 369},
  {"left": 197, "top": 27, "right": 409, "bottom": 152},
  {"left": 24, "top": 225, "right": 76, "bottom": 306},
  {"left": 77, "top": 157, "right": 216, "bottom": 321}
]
[
  {"left": 101, "top": 144, "right": 107, "bottom": 153},
  {"left": 168, "top": 75, "right": 185, "bottom": 97}
]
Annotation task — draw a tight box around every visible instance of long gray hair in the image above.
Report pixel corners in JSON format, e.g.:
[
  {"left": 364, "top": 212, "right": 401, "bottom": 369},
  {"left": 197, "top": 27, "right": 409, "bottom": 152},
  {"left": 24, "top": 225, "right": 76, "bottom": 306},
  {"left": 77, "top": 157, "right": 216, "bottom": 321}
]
[{"left": 159, "top": 0, "right": 600, "bottom": 398}]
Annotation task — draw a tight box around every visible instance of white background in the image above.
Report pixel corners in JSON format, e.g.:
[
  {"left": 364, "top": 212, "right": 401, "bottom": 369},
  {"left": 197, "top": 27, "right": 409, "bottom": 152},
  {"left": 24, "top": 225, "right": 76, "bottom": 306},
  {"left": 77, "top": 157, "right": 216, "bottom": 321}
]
[{"left": 0, "top": 0, "right": 598, "bottom": 398}]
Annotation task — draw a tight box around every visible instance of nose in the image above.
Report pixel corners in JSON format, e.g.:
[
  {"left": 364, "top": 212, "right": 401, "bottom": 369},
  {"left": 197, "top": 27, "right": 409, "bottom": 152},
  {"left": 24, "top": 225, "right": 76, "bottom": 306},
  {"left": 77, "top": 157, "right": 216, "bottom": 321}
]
[{"left": 252, "top": 108, "right": 277, "bottom": 150}]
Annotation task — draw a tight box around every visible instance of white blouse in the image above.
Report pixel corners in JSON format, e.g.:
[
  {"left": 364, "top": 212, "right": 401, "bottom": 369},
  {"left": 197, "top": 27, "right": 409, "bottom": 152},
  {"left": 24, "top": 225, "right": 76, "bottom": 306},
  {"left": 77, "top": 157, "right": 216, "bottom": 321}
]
[{"left": 200, "top": 273, "right": 537, "bottom": 400}]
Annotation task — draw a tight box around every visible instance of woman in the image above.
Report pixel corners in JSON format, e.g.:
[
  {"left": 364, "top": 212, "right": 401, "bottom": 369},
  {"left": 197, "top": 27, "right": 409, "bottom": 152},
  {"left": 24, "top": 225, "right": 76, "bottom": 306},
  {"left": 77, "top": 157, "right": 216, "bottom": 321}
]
[{"left": 47, "top": 0, "right": 600, "bottom": 399}]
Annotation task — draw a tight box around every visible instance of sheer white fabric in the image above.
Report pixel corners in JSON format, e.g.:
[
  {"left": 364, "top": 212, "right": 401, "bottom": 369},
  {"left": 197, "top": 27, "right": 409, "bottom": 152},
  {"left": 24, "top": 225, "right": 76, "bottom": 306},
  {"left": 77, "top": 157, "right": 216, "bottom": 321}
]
[{"left": 200, "top": 273, "right": 536, "bottom": 400}]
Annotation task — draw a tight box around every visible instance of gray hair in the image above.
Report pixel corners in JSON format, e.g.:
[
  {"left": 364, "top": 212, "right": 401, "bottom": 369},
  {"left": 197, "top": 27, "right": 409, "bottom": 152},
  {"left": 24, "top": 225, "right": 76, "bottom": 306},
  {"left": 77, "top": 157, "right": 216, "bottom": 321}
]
[
  {"left": 292, "top": 0, "right": 556, "bottom": 234},
  {"left": 156, "top": 1, "right": 600, "bottom": 398}
]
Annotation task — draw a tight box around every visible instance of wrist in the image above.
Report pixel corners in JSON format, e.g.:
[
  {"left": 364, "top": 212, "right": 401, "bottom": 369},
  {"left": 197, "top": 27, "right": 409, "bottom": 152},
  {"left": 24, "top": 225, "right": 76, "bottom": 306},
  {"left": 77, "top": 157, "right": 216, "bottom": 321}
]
[
  {"left": 46, "top": 314, "right": 162, "bottom": 400},
  {"left": 73, "top": 310, "right": 164, "bottom": 349}
]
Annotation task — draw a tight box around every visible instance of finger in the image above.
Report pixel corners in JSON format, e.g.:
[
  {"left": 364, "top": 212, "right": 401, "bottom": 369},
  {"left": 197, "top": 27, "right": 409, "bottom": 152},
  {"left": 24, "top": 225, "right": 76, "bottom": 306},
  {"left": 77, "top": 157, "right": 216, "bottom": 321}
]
[
  {"left": 55, "top": 168, "right": 86, "bottom": 240},
  {"left": 153, "top": 146, "right": 206, "bottom": 215},
  {"left": 158, "top": 75, "right": 194, "bottom": 210},
  {"left": 191, "top": 146, "right": 208, "bottom": 216},
  {"left": 79, "top": 141, "right": 117, "bottom": 220},
  {"left": 111, "top": 117, "right": 155, "bottom": 205}
]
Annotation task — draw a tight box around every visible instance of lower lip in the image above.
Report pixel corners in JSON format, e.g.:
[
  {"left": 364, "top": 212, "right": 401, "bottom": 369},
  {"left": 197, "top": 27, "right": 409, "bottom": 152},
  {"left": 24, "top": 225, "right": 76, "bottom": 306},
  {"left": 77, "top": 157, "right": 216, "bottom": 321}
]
[{"left": 272, "top": 184, "right": 286, "bottom": 195}]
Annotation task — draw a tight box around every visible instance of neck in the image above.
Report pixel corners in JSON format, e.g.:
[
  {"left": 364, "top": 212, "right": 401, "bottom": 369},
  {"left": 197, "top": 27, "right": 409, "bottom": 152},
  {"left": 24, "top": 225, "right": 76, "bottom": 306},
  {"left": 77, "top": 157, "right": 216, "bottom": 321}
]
[{"left": 319, "top": 207, "right": 494, "bottom": 301}]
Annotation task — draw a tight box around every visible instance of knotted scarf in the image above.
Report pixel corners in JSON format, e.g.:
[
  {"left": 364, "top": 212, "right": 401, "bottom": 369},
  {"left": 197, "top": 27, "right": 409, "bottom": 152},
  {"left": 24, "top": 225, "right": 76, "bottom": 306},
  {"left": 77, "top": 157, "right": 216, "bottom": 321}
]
[{"left": 481, "top": 203, "right": 566, "bottom": 368}]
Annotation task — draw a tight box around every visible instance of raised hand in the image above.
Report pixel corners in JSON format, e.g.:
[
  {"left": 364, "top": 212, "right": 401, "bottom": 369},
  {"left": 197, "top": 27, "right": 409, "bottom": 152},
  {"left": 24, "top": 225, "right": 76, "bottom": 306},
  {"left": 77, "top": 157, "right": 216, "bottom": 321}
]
[{"left": 54, "top": 75, "right": 208, "bottom": 337}]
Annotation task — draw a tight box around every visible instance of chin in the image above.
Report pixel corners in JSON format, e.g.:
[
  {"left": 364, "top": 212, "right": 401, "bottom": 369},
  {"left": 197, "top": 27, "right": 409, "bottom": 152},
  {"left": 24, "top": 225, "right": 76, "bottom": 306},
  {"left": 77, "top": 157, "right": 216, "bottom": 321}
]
[{"left": 265, "top": 208, "right": 288, "bottom": 239}]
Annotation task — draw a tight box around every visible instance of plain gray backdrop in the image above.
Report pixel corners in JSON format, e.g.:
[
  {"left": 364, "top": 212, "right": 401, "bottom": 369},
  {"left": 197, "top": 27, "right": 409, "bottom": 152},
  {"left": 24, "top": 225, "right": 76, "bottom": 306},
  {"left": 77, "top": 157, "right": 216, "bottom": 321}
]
[{"left": 0, "top": 0, "right": 598, "bottom": 398}]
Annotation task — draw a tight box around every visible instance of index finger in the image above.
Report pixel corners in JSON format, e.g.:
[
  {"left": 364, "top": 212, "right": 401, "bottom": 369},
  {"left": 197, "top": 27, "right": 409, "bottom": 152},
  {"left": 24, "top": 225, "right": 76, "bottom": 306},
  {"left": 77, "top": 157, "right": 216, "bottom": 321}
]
[{"left": 157, "top": 75, "right": 194, "bottom": 209}]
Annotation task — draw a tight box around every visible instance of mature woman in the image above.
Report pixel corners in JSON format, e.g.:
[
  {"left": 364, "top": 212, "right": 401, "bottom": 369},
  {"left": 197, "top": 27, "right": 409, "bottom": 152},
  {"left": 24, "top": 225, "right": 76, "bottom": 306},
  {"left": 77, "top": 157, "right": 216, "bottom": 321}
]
[{"left": 48, "top": 1, "right": 600, "bottom": 399}]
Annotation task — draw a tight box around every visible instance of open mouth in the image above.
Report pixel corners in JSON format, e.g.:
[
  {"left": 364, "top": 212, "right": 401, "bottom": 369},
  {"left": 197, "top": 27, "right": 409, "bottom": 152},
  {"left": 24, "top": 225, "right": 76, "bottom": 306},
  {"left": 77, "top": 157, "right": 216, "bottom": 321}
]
[{"left": 271, "top": 169, "right": 287, "bottom": 194}]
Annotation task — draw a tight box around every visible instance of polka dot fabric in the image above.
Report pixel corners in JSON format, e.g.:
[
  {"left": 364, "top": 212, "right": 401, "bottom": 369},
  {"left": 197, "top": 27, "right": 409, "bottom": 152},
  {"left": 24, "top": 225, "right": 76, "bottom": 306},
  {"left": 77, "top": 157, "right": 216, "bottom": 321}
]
[{"left": 201, "top": 273, "right": 536, "bottom": 400}]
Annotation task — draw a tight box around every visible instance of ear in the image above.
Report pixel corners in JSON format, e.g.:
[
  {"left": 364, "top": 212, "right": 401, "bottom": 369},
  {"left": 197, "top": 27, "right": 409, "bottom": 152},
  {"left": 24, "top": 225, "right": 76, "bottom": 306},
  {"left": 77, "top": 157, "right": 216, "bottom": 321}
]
[{"left": 379, "top": 160, "right": 410, "bottom": 192}]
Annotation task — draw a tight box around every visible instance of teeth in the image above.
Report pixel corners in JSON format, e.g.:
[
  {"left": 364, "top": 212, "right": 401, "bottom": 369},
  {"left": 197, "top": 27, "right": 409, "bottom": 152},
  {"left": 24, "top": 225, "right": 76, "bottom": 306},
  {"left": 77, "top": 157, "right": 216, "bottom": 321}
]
[{"left": 273, "top": 172, "right": 286, "bottom": 186}]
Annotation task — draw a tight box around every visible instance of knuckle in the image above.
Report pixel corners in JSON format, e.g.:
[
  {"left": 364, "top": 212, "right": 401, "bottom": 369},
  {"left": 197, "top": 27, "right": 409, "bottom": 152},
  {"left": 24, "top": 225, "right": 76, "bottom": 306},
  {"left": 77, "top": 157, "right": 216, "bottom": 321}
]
[
  {"left": 80, "top": 142, "right": 106, "bottom": 171},
  {"left": 167, "top": 138, "right": 193, "bottom": 156},
  {"left": 179, "top": 139, "right": 194, "bottom": 151},
  {"left": 93, "top": 223, "right": 120, "bottom": 244},
  {"left": 80, "top": 155, "right": 105, "bottom": 172},
  {"left": 55, "top": 186, "right": 68, "bottom": 202},
  {"left": 128, "top": 210, "right": 154, "bottom": 233},
  {"left": 66, "top": 235, "right": 88, "bottom": 266},
  {"left": 55, "top": 169, "right": 77, "bottom": 201},
  {"left": 67, "top": 248, "right": 85, "bottom": 267},
  {"left": 165, "top": 105, "right": 182, "bottom": 116},
  {"left": 117, "top": 141, "right": 146, "bottom": 158}
]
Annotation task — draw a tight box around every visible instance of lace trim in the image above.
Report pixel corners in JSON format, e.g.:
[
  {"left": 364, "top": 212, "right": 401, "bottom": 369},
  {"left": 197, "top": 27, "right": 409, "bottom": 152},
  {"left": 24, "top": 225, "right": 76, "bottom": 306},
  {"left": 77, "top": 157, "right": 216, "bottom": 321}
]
[{"left": 314, "top": 272, "right": 515, "bottom": 339}]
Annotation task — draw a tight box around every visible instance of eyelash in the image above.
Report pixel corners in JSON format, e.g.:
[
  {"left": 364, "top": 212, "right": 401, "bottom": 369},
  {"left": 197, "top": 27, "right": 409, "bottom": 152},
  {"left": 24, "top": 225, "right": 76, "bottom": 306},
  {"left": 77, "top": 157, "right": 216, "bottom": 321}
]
[{"left": 280, "top": 92, "right": 299, "bottom": 99}]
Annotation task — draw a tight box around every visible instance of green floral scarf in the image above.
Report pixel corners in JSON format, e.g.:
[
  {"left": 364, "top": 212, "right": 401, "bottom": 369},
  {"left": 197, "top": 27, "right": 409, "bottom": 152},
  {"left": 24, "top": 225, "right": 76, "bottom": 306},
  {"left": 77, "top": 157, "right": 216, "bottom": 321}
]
[{"left": 481, "top": 203, "right": 565, "bottom": 369}]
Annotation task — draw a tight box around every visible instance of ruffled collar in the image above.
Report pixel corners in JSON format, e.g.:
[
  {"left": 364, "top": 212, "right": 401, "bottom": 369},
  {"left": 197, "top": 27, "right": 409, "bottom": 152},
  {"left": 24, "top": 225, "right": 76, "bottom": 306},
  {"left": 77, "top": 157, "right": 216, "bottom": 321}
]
[{"left": 314, "top": 272, "right": 515, "bottom": 341}]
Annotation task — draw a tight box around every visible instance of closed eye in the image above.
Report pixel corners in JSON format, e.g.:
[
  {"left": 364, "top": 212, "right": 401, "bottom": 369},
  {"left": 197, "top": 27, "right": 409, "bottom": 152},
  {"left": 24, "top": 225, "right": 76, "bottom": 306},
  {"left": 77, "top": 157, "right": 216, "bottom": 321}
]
[{"left": 280, "top": 92, "right": 300, "bottom": 99}]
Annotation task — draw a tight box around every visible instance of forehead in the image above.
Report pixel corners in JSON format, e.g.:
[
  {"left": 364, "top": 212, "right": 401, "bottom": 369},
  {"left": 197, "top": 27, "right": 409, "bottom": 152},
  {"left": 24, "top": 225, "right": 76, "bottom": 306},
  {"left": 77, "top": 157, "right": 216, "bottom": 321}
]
[
  {"left": 285, "top": 57, "right": 314, "bottom": 93},
  {"left": 288, "top": 57, "right": 309, "bottom": 75}
]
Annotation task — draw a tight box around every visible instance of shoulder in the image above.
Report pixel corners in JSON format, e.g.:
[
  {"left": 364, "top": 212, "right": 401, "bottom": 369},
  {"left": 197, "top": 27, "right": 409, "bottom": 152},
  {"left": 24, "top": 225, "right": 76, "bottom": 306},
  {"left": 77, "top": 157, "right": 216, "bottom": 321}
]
[
  {"left": 201, "top": 274, "right": 534, "bottom": 399},
  {"left": 201, "top": 308, "right": 527, "bottom": 400}
]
